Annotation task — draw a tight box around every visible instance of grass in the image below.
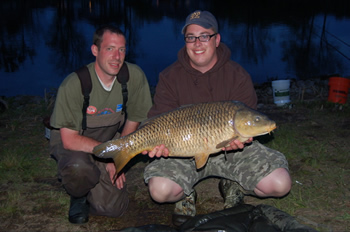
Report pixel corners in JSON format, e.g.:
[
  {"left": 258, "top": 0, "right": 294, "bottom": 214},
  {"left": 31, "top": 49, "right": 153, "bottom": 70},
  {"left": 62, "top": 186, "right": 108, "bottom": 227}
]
[
  {"left": 0, "top": 134, "right": 56, "bottom": 184},
  {"left": 0, "top": 95, "right": 349, "bottom": 231},
  {"left": 251, "top": 101, "right": 350, "bottom": 231},
  {"left": 1, "top": 190, "right": 21, "bottom": 215}
]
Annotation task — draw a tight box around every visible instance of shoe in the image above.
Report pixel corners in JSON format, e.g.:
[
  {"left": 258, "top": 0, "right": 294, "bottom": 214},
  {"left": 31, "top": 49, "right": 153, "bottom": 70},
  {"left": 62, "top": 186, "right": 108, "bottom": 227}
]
[
  {"left": 172, "top": 190, "right": 197, "bottom": 228},
  {"left": 219, "top": 179, "right": 245, "bottom": 209},
  {"left": 68, "top": 196, "right": 89, "bottom": 224}
]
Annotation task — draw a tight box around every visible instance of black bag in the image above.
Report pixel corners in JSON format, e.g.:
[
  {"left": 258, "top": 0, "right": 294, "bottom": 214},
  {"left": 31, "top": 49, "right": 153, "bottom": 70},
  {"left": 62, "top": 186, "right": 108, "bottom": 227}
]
[
  {"left": 119, "top": 204, "right": 317, "bottom": 232},
  {"left": 179, "top": 204, "right": 318, "bottom": 232}
]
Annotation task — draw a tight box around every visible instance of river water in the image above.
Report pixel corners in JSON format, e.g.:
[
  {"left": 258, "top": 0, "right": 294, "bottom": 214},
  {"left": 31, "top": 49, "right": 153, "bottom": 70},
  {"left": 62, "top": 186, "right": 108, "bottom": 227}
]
[{"left": 1, "top": 0, "right": 349, "bottom": 97}]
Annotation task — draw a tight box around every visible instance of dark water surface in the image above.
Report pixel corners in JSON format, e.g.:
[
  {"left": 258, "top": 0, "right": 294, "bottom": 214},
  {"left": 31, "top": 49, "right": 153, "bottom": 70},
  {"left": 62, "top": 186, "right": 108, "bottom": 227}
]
[{"left": 1, "top": 0, "right": 350, "bottom": 97}]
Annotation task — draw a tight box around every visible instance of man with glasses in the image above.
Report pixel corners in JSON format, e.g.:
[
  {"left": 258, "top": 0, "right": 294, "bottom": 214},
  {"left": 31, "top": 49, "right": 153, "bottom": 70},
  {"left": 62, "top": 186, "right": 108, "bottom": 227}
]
[{"left": 143, "top": 10, "right": 292, "bottom": 227}]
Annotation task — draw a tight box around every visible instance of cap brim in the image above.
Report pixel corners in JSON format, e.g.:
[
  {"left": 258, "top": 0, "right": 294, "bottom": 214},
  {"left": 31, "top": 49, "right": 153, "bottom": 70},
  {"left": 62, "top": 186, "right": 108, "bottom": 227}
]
[{"left": 181, "top": 22, "right": 214, "bottom": 34}]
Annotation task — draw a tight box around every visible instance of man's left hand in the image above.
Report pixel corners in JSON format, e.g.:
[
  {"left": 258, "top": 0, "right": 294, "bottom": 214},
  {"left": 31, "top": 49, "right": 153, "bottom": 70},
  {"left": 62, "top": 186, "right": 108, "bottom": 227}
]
[
  {"left": 141, "top": 144, "right": 169, "bottom": 158},
  {"left": 106, "top": 162, "right": 126, "bottom": 189}
]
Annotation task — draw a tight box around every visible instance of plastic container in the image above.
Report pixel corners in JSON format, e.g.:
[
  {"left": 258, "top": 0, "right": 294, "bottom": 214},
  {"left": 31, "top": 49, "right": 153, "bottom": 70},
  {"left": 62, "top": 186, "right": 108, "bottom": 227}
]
[
  {"left": 328, "top": 77, "right": 350, "bottom": 104},
  {"left": 272, "top": 80, "right": 291, "bottom": 106}
]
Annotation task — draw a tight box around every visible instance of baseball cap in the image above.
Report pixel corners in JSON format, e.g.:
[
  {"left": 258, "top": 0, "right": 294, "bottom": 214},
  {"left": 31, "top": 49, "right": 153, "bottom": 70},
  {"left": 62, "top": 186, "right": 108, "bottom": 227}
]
[{"left": 182, "top": 10, "right": 218, "bottom": 34}]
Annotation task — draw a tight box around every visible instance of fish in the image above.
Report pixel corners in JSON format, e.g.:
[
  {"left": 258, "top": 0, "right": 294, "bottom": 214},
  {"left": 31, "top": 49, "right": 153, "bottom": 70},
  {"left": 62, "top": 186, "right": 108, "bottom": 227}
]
[{"left": 93, "top": 101, "right": 276, "bottom": 174}]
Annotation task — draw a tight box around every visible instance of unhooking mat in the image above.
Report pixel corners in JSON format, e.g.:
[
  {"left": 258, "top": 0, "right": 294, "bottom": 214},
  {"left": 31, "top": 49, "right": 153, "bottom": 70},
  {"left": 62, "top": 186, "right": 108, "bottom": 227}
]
[{"left": 117, "top": 204, "right": 318, "bottom": 232}]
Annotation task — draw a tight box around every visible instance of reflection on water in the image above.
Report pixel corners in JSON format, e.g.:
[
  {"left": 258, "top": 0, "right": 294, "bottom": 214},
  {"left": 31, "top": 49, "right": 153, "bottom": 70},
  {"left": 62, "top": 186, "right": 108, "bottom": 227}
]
[{"left": 1, "top": 0, "right": 349, "bottom": 97}]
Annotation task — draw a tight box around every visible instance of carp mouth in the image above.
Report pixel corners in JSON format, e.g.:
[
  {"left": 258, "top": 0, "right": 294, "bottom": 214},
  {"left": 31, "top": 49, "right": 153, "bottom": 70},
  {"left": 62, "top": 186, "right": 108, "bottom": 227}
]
[
  {"left": 234, "top": 123, "right": 277, "bottom": 138},
  {"left": 264, "top": 123, "right": 277, "bottom": 134},
  {"left": 269, "top": 124, "right": 277, "bottom": 131}
]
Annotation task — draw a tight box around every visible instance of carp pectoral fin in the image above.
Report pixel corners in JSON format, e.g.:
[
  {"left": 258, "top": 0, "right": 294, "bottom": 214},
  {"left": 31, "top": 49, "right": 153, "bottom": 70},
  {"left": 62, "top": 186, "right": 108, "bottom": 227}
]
[
  {"left": 215, "top": 136, "right": 238, "bottom": 149},
  {"left": 194, "top": 153, "right": 210, "bottom": 169}
]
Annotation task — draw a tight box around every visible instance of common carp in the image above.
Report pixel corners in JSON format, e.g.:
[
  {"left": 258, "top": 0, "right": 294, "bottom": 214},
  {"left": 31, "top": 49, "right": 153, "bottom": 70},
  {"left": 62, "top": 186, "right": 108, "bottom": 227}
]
[{"left": 93, "top": 101, "right": 276, "bottom": 174}]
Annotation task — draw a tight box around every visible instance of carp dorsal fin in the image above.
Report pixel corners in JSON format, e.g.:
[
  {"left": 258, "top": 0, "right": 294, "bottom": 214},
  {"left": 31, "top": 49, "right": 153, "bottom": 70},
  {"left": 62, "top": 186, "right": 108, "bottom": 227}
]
[
  {"left": 194, "top": 153, "right": 210, "bottom": 169},
  {"left": 179, "top": 103, "right": 195, "bottom": 108},
  {"left": 215, "top": 136, "right": 238, "bottom": 149},
  {"left": 138, "top": 117, "right": 153, "bottom": 128},
  {"left": 140, "top": 104, "right": 196, "bottom": 128}
]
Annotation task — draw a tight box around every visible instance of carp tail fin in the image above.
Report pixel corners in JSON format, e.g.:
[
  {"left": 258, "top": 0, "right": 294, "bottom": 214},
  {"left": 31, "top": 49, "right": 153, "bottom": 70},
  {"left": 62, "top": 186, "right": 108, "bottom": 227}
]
[
  {"left": 92, "top": 138, "right": 140, "bottom": 174},
  {"left": 113, "top": 149, "right": 139, "bottom": 174}
]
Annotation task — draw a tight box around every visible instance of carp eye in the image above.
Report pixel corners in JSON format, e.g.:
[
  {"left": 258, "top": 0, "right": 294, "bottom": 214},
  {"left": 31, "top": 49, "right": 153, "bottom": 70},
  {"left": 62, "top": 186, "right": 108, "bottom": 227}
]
[{"left": 255, "top": 116, "right": 261, "bottom": 122}]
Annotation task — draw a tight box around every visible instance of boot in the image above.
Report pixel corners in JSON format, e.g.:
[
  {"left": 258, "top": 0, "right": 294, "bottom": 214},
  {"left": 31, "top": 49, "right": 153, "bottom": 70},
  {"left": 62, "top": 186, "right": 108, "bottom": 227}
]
[
  {"left": 219, "top": 179, "right": 245, "bottom": 209},
  {"left": 172, "top": 190, "right": 197, "bottom": 228},
  {"left": 68, "top": 196, "right": 89, "bottom": 224}
]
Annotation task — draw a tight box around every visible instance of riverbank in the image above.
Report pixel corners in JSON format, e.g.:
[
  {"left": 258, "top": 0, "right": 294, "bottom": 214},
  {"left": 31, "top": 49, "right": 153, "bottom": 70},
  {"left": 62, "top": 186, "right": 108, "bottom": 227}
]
[{"left": 1, "top": 77, "right": 344, "bottom": 109}]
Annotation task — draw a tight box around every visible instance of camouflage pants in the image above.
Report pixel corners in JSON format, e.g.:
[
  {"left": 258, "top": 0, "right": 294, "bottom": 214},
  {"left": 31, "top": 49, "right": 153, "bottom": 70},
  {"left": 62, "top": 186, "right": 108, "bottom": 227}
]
[{"left": 144, "top": 140, "right": 289, "bottom": 195}]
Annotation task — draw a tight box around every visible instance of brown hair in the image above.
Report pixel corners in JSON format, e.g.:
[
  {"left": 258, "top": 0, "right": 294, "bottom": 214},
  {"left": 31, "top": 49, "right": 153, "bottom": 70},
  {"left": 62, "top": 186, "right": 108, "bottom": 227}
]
[{"left": 93, "top": 25, "right": 125, "bottom": 49}]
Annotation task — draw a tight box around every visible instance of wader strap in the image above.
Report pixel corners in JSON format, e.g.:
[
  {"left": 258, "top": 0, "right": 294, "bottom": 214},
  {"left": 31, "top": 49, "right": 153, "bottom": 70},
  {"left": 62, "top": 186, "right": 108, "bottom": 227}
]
[
  {"left": 117, "top": 63, "right": 129, "bottom": 115},
  {"left": 116, "top": 63, "right": 129, "bottom": 133},
  {"left": 75, "top": 66, "right": 92, "bottom": 131}
]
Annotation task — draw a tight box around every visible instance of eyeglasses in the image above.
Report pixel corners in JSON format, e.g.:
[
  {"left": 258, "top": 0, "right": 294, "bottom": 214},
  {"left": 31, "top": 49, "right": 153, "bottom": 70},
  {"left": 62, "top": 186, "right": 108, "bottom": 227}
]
[{"left": 184, "top": 33, "right": 217, "bottom": 43}]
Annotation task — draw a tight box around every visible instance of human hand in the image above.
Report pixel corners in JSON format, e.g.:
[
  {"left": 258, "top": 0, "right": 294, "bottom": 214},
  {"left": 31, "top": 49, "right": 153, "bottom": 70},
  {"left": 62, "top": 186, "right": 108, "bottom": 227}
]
[
  {"left": 106, "top": 162, "right": 126, "bottom": 189},
  {"left": 222, "top": 137, "right": 253, "bottom": 151},
  {"left": 141, "top": 144, "right": 169, "bottom": 158},
  {"left": 115, "top": 172, "right": 126, "bottom": 189}
]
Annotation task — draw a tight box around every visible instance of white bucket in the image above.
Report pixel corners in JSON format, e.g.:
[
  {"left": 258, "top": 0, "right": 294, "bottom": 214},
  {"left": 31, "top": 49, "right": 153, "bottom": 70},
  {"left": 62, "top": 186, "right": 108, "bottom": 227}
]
[{"left": 272, "top": 80, "right": 291, "bottom": 106}]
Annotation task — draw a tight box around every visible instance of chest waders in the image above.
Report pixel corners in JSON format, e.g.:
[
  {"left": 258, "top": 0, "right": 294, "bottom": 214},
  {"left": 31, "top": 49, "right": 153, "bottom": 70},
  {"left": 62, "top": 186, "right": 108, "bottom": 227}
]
[
  {"left": 76, "top": 63, "right": 129, "bottom": 133},
  {"left": 49, "top": 63, "right": 130, "bottom": 217}
]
